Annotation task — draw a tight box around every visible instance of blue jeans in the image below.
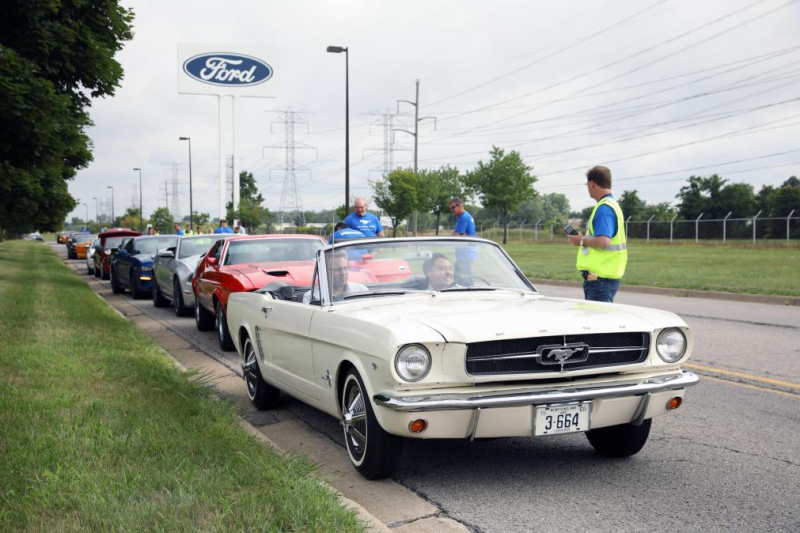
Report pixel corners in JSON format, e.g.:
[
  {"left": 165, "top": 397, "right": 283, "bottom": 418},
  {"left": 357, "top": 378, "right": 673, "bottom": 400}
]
[{"left": 583, "top": 278, "right": 621, "bottom": 302}]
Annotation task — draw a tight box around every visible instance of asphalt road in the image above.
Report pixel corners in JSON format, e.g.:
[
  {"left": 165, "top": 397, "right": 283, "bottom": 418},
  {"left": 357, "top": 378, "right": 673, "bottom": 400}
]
[{"left": 61, "top": 246, "right": 800, "bottom": 532}]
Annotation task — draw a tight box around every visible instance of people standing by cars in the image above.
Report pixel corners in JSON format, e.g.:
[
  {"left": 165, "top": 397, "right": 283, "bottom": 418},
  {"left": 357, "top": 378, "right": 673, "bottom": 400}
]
[
  {"left": 344, "top": 197, "right": 385, "bottom": 237},
  {"left": 184, "top": 224, "right": 195, "bottom": 236},
  {"left": 234, "top": 222, "right": 247, "bottom": 235},
  {"left": 329, "top": 221, "right": 368, "bottom": 260},
  {"left": 174, "top": 222, "right": 184, "bottom": 236},
  {"left": 449, "top": 197, "right": 476, "bottom": 285},
  {"left": 215, "top": 219, "right": 234, "bottom": 234},
  {"left": 567, "top": 165, "right": 627, "bottom": 303}
]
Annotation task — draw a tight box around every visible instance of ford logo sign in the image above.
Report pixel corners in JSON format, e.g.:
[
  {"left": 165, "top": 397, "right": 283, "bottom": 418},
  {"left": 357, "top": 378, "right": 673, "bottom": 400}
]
[{"left": 183, "top": 53, "right": 273, "bottom": 87}]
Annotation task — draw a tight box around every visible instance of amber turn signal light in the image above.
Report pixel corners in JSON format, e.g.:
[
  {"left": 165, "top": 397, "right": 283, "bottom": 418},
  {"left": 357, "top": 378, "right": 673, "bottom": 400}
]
[
  {"left": 408, "top": 419, "right": 428, "bottom": 433},
  {"left": 666, "top": 396, "right": 683, "bottom": 410}
]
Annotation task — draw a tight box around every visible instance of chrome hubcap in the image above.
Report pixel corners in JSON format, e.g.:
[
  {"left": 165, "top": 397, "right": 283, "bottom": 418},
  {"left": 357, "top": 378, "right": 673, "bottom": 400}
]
[
  {"left": 243, "top": 345, "right": 258, "bottom": 398},
  {"left": 342, "top": 382, "right": 367, "bottom": 459}
]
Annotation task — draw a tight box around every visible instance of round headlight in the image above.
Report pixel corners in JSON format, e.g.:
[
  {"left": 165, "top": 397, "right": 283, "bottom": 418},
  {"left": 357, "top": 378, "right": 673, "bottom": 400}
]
[
  {"left": 656, "top": 328, "right": 687, "bottom": 363},
  {"left": 395, "top": 344, "right": 431, "bottom": 382}
]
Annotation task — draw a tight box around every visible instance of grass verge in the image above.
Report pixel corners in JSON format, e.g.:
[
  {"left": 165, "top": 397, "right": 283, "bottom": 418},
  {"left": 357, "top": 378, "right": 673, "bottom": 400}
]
[
  {"left": 503, "top": 240, "right": 800, "bottom": 297},
  {"left": 0, "top": 241, "right": 363, "bottom": 532}
]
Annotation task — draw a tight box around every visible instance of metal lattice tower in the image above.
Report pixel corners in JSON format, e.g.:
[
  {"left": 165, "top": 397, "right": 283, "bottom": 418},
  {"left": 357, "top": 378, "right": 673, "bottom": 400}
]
[
  {"left": 170, "top": 163, "right": 182, "bottom": 221},
  {"left": 363, "top": 109, "right": 409, "bottom": 178},
  {"left": 266, "top": 108, "right": 316, "bottom": 227}
]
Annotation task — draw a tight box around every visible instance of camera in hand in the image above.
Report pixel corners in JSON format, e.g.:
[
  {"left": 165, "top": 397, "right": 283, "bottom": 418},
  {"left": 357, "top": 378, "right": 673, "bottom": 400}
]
[{"left": 564, "top": 224, "right": 579, "bottom": 236}]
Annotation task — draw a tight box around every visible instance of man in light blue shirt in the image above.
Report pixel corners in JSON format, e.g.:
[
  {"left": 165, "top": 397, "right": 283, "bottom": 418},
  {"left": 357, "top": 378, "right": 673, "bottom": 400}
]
[
  {"left": 450, "top": 197, "right": 477, "bottom": 285},
  {"left": 344, "top": 197, "right": 385, "bottom": 237}
]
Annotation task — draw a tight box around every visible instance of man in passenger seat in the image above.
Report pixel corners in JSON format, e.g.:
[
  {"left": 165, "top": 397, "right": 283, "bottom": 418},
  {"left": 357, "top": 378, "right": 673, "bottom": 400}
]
[{"left": 303, "top": 252, "right": 368, "bottom": 304}]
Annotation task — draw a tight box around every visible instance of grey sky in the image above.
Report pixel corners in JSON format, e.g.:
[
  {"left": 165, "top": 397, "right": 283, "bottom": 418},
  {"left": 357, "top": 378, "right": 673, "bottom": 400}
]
[{"left": 68, "top": 0, "right": 800, "bottom": 222}]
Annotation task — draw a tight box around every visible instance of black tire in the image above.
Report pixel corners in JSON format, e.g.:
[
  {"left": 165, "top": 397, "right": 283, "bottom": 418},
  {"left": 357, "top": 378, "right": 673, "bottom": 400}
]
[
  {"left": 195, "top": 297, "right": 214, "bottom": 331},
  {"left": 216, "top": 300, "right": 234, "bottom": 351},
  {"left": 152, "top": 275, "right": 168, "bottom": 307},
  {"left": 242, "top": 337, "right": 280, "bottom": 410},
  {"left": 110, "top": 268, "right": 124, "bottom": 294},
  {"left": 586, "top": 418, "right": 652, "bottom": 458},
  {"left": 173, "top": 278, "right": 190, "bottom": 317},
  {"left": 130, "top": 272, "right": 145, "bottom": 299},
  {"left": 341, "top": 369, "right": 403, "bottom": 480}
]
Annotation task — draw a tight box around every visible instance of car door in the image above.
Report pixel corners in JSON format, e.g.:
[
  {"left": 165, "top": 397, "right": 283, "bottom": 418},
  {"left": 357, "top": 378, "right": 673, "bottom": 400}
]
[
  {"left": 156, "top": 243, "right": 176, "bottom": 295},
  {"left": 259, "top": 297, "right": 320, "bottom": 401},
  {"left": 196, "top": 241, "right": 224, "bottom": 313},
  {"left": 120, "top": 238, "right": 136, "bottom": 287}
]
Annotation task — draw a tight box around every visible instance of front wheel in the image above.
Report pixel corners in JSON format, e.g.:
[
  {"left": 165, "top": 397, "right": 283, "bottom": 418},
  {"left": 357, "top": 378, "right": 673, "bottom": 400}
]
[
  {"left": 242, "top": 337, "right": 280, "bottom": 409},
  {"left": 586, "top": 418, "right": 652, "bottom": 458},
  {"left": 216, "top": 300, "right": 234, "bottom": 351},
  {"left": 341, "top": 369, "right": 403, "bottom": 480}
]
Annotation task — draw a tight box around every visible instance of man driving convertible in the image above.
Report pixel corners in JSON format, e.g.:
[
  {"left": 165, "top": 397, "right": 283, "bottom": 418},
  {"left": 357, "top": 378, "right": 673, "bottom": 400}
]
[{"left": 303, "top": 252, "right": 368, "bottom": 304}]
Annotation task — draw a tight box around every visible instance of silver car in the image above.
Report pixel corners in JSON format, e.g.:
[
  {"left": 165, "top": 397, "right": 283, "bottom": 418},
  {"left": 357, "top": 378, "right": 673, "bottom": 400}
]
[
  {"left": 85, "top": 238, "right": 101, "bottom": 275},
  {"left": 152, "top": 234, "right": 230, "bottom": 316}
]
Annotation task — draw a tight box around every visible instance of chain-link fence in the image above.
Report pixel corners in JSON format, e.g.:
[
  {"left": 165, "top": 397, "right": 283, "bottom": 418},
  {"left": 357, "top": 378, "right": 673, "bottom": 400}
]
[{"left": 295, "top": 214, "right": 800, "bottom": 245}]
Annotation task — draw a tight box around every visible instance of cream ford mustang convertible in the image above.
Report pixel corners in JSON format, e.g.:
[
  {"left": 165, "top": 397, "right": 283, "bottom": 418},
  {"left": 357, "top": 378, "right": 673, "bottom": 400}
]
[{"left": 225, "top": 237, "right": 698, "bottom": 479}]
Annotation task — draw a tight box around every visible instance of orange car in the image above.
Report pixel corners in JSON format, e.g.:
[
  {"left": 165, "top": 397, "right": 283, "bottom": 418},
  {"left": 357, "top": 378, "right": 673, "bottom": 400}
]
[
  {"left": 57, "top": 231, "right": 73, "bottom": 244},
  {"left": 73, "top": 234, "right": 97, "bottom": 259}
]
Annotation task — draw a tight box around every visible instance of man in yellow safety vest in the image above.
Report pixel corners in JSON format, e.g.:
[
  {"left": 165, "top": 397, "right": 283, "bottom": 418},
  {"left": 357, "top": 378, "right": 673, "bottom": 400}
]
[{"left": 567, "top": 165, "right": 627, "bottom": 302}]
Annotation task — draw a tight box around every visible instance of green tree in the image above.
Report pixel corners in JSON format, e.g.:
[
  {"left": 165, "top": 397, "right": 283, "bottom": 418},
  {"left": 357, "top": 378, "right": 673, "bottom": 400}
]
[
  {"left": 118, "top": 207, "right": 142, "bottom": 232},
  {"left": 717, "top": 182, "right": 755, "bottom": 217},
  {"left": 418, "top": 166, "right": 464, "bottom": 235},
  {"left": 0, "top": 0, "right": 133, "bottom": 238},
  {"left": 183, "top": 212, "right": 210, "bottom": 228},
  {"left": 226, "top": 170, "right": 270, "bottom": 232},
  {"left": 464, "top": 147, "right": 537, "bottom": 244},
  {"left": 618, "top": 190, "right": 647, "bottom": 220},
  {"left": 676, "top": 175, "right": 727, "bottom": 219},
  {"left": 149, "top": 207, "right": 174, "bottom": 234},
  {"left": 371, "top": 169, "right": 421, "bottom": 237},
  {"left": 643, "top": 202, "right": 676, "bottom": 221}
]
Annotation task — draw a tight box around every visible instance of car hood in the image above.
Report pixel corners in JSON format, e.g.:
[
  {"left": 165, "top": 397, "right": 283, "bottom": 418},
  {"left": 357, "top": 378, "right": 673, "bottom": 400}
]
[
  {"left": 342, "top": 292, "right": 686, "bottom": 343},
  {"left": 228, "top": 261, "right": 315, "bottom": 290}
]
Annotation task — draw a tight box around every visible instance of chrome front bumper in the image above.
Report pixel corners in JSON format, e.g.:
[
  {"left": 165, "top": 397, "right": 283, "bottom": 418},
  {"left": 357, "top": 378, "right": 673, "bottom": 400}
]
[{"left": 374, "top": 371, "right": 699, "bottom": 412}]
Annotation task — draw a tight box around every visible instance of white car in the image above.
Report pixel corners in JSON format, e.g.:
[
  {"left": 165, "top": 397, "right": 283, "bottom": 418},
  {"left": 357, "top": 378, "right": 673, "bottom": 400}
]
[
  {"left": 225, "top": 237, "right": 699, "bottom": 479},
  {"left": 85, "top": 238, "right": 100, "bottom": 275}
]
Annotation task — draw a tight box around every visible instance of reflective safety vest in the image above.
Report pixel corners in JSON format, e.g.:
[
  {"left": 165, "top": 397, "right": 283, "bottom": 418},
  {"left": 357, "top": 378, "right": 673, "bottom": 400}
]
[{"left": 576, "top": 197, "right": 627, "bottom": 279}]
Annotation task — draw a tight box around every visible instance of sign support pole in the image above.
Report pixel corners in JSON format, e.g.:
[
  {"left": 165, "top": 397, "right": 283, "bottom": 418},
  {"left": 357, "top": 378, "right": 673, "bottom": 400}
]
[
  {"left": 233, "top": 96, "right": 240, "bottom": 217},
  {"left": 218, "top": 95, "right": 225, "bottom": 220}
]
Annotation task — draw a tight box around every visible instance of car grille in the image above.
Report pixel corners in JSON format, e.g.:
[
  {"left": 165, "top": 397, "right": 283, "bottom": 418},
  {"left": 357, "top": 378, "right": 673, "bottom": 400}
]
[{"left": 465, "top": 332, "right": 650, "bottom": 375}]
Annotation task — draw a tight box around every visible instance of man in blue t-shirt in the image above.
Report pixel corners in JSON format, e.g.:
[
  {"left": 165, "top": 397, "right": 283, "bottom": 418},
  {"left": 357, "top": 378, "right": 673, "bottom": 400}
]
[
  {"left": 214, "top": 219, "right": 234, "bottom": 234},
  {"left": 449, "top": 197, "right": 477, "bottom": 285},
  {"left": 330, "top": 222, "right": 369, "bottom": 261},
  {"left": 343, "top": 197, "right": 385, "bottom": 237}
]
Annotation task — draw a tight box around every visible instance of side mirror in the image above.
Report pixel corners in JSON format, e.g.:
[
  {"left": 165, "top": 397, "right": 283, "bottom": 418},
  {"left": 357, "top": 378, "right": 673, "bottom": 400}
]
[
  {"left": 272, "top": 285, "right": 295, "bottom": 301},
  {"left": 207, "top": 257, "right": 217, "bottom": 266},
  {"left": 157, "top": 250, "right": 175, "bottom": 258}
]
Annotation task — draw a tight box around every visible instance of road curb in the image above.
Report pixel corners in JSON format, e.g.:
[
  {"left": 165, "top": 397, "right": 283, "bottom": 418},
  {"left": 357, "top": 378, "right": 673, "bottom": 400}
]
[{"left": 530, "top": 278, "right": 800, "bottom": 307}]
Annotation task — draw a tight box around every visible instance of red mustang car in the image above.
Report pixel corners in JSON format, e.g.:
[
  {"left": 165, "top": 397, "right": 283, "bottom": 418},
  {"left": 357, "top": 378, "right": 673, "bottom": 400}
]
[
  {"left": 193, "top": 235, "right": 329, "bottom": 351},
  {"left": 93, "top": 229, "right": 142, "bottom": 280}
]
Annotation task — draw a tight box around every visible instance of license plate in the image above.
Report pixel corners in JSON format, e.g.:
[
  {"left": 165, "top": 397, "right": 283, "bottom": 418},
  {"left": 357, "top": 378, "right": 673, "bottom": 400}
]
[{"left": 534, "top": 402, "right": 591, "bottom": 436}]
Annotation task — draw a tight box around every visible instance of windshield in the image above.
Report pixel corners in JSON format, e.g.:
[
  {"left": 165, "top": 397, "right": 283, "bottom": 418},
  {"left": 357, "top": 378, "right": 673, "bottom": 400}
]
[
  {"left": 224, "top": 238, "right": 325, "bottom": 266},
  {"left": 179, "top": 235, "right": 227, "bottom": 258},
  {"left": 322, "top": 239, "right": 532, "bottom": 302},
  {"left": 134, "top": 237, "right": 179, "bottom": 255},
  {"left": 72, "top": 234, "right": 96, "bottom": 243}
]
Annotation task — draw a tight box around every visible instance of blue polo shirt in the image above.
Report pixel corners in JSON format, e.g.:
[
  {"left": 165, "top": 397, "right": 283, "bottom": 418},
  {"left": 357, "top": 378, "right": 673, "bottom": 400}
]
[
  {"left": 330, "top": 228, "right": 369, "bottom": 261},
  {"left": 343, "top": 212, "right": 383, "bottom": 237},
  {"left": 214, "top": 226, "right": 234, "bottom": 234},
  {"left": 591, "top": 194, "right": 618, "bottom": 238},
  {"left": 454, "top": 210, "right": 477, "bottom": 261}
]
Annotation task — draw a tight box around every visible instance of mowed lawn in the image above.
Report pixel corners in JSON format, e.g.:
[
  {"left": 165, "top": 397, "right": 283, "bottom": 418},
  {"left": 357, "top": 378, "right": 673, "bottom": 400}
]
[
  {"left": 503, "top": 241, "right": 800, "bottom": 297},
  {"left": 0, "top": 241, "right": 363, "bottom": 532}
]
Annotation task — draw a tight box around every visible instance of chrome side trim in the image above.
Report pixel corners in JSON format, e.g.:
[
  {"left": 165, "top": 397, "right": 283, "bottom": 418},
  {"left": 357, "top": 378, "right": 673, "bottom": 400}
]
[{"left": 373, "top": 371, "right": 698, "bottom": 412}]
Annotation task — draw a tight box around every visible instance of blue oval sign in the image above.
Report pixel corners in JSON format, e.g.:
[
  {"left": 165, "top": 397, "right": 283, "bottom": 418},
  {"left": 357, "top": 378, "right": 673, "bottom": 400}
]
[{"left": 183, "top": 53, "right": 273, "bottom": 87}]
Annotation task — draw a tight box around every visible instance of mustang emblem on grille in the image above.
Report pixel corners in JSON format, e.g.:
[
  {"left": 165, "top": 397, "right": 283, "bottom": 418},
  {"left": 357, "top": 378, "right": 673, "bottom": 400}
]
[{"left": 537, "top": 343, "right": 590, "bottom": 372}]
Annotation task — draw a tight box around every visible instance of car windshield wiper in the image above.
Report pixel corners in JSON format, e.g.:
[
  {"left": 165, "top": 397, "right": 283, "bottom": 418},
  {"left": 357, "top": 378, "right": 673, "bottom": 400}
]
[
  {"left": 341, "top": 290, "right": 407, "bottom": 300},
  {"left": 440, "top": 286, "right": 497, "bottom": 292}
]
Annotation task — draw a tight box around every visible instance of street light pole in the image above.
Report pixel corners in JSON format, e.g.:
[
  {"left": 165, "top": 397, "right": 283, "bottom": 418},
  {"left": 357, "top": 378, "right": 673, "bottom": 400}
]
[
  {"left": 84, "top": 203, "right": 88, "bottom": 227},
  {"left": 179, "top": 137, "right": 194, "bottom": 231},
  {"left": 107, "top": 186, "right": 115, "bottom": 226},
  {"left": 133, "top": 168, "right": 143, "bottom": 233},
  {"left": 327, "top": 45, "right": 349, "bottom": 213},
  {"left": 92, "top": 197, "right": 98, "bottom": 224}
]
